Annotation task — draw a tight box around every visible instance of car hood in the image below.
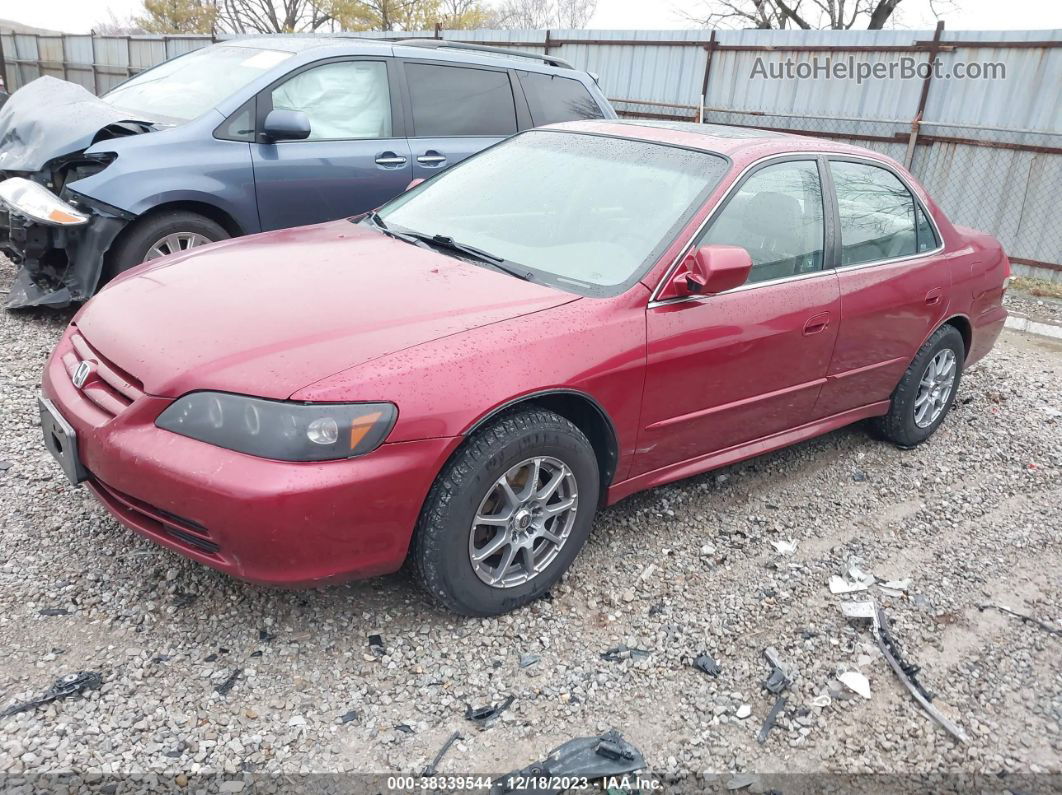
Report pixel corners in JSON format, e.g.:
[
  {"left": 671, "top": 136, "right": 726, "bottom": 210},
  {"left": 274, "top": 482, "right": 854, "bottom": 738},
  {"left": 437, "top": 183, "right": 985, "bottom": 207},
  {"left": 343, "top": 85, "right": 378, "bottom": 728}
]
[
  {"left": 0, "top": 76, "right": 157, "bottom": 173},
  {"left": 75, "top": 220, "right": 578, "bottom": 399}
]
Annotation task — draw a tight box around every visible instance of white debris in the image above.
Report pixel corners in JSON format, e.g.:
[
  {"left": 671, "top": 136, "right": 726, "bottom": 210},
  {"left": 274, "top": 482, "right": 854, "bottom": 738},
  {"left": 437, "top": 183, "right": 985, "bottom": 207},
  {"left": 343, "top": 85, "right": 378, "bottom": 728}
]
[
  {"left": 769, "top": 538, "right": 797, "bottom": 555},
  {"left": 830, "top": 576, "right": 870, "bottom": 594},
  {"left": 735, "top": 704, "right": 752, "bottom": 719},
  {"left": 878, "top": 579, "right": 912, "bottom": 597},
  {"left": 811, "top": 692, "right": 832, "bottom": 708},
  {"left": 839, "top": 670, "right": 872, "bottom": 699},
  {"left": 840, "top": 601, "right": 877, "bottom": 620}
]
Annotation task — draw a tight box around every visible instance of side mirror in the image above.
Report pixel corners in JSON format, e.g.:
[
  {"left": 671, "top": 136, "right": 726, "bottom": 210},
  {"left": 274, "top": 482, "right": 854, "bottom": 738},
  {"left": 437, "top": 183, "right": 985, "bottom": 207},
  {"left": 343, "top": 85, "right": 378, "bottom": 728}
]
[
  {"left": 405, "top": 178, "right": 425, "bottom": 191},
  {"left": 262, "top": 109, "right": 311, "bottom": 142},
  {"left": 666, "top": 245, "right": 753, "bottom": 298}
]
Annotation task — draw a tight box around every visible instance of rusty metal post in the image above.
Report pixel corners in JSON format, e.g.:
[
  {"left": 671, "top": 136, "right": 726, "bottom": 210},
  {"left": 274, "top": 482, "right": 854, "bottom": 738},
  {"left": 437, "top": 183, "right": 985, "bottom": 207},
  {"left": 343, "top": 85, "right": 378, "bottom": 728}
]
[
  {"left": 698, "top": 31, "right": 717, "bottom": 124},
  {"left": 544, "top": 29, "right": 552, "bottom": 55},
  {"left": 905, "top": 20, "right": 944, "bottom": 168},
  {"left": 434, "top": 22, "right": 442, "bottom": 39},
  {"left": 90, "top": 34, "right": 100, "bottom": 95},
  {"left": 0, "top": 29, "right": 9, "bottom": 92}
]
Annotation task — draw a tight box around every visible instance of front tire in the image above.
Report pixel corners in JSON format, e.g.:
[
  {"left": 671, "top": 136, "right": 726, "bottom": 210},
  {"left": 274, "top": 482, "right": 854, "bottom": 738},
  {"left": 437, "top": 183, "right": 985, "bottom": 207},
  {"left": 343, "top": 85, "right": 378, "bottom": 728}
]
[
  {"left": 874, "top": 324, "right": 965, "bottom": 448},
  {"left": 104, "top": 210, "right": 228, "bottom": 282},
  {"left": 411, "top": 407, "right": 600, "bottom": 616}
]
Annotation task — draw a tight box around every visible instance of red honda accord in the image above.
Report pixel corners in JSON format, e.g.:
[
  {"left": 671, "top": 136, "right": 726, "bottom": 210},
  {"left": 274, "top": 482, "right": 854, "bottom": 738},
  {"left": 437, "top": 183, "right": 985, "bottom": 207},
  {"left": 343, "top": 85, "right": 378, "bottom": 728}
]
[{"left": 40, "top": 120, "right": 1009, "bottom": 615}]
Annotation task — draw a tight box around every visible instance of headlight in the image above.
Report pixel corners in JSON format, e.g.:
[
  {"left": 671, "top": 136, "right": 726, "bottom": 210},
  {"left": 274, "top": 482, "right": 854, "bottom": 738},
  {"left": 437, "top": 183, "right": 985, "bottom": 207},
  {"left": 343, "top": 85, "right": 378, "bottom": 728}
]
[
  {"left": 156, "top": 392, "right": 397, "bottom": 461},
  {"left": 0, "top": 177, "right": 89, "bottom": 226}
]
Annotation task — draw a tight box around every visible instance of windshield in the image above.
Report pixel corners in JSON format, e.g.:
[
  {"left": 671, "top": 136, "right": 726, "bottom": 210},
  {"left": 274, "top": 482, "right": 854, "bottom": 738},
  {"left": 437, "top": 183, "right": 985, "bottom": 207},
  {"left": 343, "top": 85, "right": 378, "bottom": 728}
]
[
  {"left": 103, "top": 45, "right": 293, "bottom": 123},
  {"left": 377, "top": 131, "right": 728, "bottom": 296}
]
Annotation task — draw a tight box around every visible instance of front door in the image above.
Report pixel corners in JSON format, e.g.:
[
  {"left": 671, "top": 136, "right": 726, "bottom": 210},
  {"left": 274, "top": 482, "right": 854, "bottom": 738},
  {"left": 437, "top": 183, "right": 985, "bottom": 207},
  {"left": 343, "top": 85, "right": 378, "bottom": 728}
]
[
  {"left": 815, "top": 158, "right": 950, "bottom": 417},
  {"left": 636, "top": 159, "right": 840, "bottom": 476},
  {"left": 251, "top": 58, "right": 412, "bottom": 231}
]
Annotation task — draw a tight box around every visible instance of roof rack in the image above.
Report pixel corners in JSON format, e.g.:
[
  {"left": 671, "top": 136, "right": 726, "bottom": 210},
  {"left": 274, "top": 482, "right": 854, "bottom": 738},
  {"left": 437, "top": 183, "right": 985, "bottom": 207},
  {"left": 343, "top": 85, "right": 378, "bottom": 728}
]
[{"left": 393, "top": 39, "right": 574, "bottom": 70}]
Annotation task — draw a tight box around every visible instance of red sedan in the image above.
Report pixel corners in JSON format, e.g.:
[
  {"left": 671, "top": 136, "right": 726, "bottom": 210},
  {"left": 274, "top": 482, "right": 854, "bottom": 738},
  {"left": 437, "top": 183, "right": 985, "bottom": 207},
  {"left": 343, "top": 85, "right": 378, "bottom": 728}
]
[{"left": 40, "top": 121, "right": 1009, "bottom": 615}]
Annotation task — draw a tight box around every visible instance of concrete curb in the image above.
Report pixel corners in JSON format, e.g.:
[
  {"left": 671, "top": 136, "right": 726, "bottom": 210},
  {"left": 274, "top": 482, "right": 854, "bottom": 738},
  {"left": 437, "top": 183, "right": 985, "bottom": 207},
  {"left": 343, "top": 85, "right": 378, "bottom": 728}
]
[{"left": 1006, "top": 313, "right": 1062, "bottom": 341}]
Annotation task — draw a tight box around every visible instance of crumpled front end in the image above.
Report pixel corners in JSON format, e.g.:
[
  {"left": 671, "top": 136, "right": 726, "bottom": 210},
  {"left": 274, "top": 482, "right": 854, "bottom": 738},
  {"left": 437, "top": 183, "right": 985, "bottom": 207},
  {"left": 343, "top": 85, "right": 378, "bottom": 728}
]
[
  {"left": 1, "top": 178, "right": 132, "bottom": 309},
  {"left": 0, "top": 76, "right": 157, "bottom": 309}
]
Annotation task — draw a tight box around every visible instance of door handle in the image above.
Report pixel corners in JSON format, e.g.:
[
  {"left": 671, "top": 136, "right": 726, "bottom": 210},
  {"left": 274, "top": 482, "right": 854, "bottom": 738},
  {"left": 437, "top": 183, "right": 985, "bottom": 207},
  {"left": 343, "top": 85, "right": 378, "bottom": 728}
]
[
  {"left": 925, "top": 287, "right": 943, "bottom": 306},
  {"left": 803, "top": 312, "right": 831, "bottom": 336},
  {"left": 374, "top": 152, "right": 407, "bottom": 167},
  {"left": 416, "top": 151, "right": 447, "bottom": 166}
]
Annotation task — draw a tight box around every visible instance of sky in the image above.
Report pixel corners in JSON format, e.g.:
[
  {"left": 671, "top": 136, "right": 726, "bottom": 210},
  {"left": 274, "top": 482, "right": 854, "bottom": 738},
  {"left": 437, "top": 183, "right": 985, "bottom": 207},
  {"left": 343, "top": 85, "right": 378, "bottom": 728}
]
[{"left": 0, "top": 0, "right": 1059, "bottom": 34}]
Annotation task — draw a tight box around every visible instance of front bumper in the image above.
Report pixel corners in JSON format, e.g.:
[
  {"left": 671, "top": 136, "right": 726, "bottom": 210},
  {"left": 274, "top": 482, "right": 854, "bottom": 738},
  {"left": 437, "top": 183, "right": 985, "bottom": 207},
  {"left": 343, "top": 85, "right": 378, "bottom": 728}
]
[
  {"left": 1, "top": 185, "right": 129, "bottom": 310},
  {"left": 42, "top": 326, "right": 461, "bottom": 586}
]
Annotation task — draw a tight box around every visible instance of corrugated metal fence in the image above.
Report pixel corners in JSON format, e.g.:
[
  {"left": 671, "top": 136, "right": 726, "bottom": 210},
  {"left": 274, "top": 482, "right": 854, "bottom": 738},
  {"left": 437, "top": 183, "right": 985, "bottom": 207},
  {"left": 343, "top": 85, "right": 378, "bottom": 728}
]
[{"left": 1, "top": 26, "right": 1059, "bottom": 277}]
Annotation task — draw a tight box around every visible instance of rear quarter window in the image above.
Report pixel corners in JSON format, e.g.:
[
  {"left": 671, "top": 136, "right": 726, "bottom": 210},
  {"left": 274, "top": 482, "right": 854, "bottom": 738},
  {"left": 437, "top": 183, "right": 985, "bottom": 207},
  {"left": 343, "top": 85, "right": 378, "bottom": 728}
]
[{"left": 519, "top": 71, "right": 605, "bottom": 126}]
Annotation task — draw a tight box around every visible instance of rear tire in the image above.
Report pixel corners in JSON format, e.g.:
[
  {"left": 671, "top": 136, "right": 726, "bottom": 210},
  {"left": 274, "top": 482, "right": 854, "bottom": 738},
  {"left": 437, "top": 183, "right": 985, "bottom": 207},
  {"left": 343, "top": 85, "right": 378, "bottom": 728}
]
[
  {"left": 104, "top": 210, "right": 228, "bottom": 282},
  {"left": 874, "top": 324, "right": 964, "bottom": 448},
  {"left": 411, "top": 407, "right": 600, "bottom": 616}
]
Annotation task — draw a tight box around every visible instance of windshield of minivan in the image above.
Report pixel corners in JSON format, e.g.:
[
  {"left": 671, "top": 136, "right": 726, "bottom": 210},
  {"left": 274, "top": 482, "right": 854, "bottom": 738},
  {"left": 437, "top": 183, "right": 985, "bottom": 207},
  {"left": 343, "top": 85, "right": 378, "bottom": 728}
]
[
  {"left": 377, "top": 131, "right": 728, "bottom": 296},
  {"left": 104, "top": 45, "right": 293, "bottom": 122}
]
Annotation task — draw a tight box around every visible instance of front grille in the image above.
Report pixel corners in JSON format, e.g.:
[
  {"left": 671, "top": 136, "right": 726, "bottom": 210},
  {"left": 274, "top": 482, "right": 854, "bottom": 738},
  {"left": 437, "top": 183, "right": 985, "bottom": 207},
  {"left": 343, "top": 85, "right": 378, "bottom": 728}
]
[
  {"left": 62, "top": 331, "right": 144, "bottom": 418},
  {"left": 90, "top": 477, "right": 221, "bottom": 558}
]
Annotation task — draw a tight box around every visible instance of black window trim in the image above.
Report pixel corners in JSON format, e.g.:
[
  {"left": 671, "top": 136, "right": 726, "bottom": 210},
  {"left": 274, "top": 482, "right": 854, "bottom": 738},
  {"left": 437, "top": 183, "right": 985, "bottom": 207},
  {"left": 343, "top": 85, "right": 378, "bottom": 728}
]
[
  {"left": 396, "top": 57, "right": 529, "bottom": 138},
  {"left": 246, "top": 55, "right": 406, "bottom": 144}
]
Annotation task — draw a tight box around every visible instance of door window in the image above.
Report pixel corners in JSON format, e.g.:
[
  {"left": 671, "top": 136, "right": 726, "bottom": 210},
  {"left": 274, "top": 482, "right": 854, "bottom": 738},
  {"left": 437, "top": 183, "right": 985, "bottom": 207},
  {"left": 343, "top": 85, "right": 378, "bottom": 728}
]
[
  {"left": 519, "top": 71, "right": 604, "bottom": 125},
  {"left": 271, "top": 61, "right": 391, "bottom": 141},
  {"left": 406, "top": 63, "right": 518, "bottom": 137},
  {"left": 831, "top": 161, "right": 918, "bottom": 266},
  {"left": 698, "top": 160, "right": 825, "bottom": 285}
]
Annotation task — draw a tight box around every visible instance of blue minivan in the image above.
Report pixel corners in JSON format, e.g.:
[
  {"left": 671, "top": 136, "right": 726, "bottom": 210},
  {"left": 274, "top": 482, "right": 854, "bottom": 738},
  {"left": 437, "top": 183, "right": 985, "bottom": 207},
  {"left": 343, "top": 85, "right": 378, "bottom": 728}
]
[{"left": 0, "top": 37, "right": 615, "bottom": 307}]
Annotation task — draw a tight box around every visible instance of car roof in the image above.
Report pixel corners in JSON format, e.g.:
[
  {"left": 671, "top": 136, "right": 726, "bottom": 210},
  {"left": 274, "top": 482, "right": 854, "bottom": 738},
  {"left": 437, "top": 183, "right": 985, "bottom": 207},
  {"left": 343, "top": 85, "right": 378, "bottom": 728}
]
[
  {"left": 221, "top": 35, "right": 584, "bottom": 77},
  {"left": 547, "top": 119, "right": 887, "bottom": 164}
]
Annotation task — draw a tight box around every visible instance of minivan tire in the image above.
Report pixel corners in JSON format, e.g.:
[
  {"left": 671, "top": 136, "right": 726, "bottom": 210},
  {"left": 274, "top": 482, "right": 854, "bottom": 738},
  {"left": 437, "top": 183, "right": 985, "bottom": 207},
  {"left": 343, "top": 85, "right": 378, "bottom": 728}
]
[
  {"left": 105, "top": 211, "right": 229, "bottom": 281},
  {"left": 874, "top": 324, "right": 965, "bottom": 448},
  {"left": 411, "top": 407, "right": 600, "bottom": 616}
]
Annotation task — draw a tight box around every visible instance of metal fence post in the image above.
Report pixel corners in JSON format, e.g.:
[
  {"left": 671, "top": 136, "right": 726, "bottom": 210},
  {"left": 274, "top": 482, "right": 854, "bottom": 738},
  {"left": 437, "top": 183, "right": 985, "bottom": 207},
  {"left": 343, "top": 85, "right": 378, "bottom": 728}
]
[
  {"left": 0, "top": 31, "right": 8, "bottom": 91},
  {"left": 544, "top": 29, "right": 552, "bottom": 55},
  {"left": 698, "top": 30, "right": 717, "bottom": 124},
  {"left": 905, "top": 20, "right": 944, "bottom": 168}
]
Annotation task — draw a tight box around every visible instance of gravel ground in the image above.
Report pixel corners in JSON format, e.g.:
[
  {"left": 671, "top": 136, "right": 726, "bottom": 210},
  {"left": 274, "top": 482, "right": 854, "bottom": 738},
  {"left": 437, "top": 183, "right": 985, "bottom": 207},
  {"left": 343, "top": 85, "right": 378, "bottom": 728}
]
[
  {"left": 1, "top": 257, "right": 1060, "bottom": 790},
  {"left": 1006, "top": 288, "right": 1062, "bottom": 325}
]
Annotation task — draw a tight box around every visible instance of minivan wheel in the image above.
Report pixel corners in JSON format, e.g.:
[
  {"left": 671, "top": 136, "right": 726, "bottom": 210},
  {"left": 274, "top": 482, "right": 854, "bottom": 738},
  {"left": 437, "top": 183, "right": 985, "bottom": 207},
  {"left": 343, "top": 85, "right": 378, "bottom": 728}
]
[
  {"left": 874, "top": 324, "right": 965, "bottom": 448},
  {"left": 411, "top": 407, "right": 600, "bottom": 616},
  {"left": 104, "top": 211, "right": 229, "bottom": 282}
]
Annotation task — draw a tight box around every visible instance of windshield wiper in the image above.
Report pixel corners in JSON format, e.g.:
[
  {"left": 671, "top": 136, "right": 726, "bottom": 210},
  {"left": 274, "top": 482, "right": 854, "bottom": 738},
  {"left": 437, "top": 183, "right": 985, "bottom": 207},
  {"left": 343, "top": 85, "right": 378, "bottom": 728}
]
[
  {"left": 362, "top": 211, "right": 430, "bottom": 249},
  {"left": 404, "top": 231, "right": 533, "bottom": 281}
]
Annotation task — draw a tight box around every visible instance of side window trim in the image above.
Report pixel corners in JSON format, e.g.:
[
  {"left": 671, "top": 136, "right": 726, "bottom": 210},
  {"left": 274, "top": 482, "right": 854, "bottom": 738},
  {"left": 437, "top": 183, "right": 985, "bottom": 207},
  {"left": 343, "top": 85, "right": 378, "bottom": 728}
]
[
  {"left": 253, "top": 56, "right": 405, "bottom": 143},
  {"left": 693, "top": 155, "right": 826, "bottom": 285},
  {"left": 397, "top": 58, "right": 521, "bottom": 138},
  {"left": 825, "top": 155, "right": 945, "bottom": 270}
]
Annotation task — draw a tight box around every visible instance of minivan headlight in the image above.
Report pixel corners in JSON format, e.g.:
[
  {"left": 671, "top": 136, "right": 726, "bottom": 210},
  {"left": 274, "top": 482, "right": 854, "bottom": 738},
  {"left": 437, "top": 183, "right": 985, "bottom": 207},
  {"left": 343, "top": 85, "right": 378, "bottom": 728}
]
[
  {"left": 156, "top": 392, "right": 397, "bottom": 461},
  {"left": 0, "top": 177, "right": 89, "bottom": 226}
]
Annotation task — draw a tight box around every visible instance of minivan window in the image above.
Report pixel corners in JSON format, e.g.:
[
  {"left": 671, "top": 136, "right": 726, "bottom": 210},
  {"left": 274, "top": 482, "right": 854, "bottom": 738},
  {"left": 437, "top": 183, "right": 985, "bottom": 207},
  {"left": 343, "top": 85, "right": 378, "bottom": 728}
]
[
  {"left": 519, "top": 71, "right": 604, "bottom": 125},
  {"left": 698, "top": 160, "right": 825, "bottom": 285},
  {"left": 406, "top": 63, "right": 517, "bottom": 137},
  {"left": 831, "top": 160, "right": 918, "bottom": 266},
  {"left": 271, "top": 61, "right": 391, "bottom": 140},
  {"left": 378, "top": 130, "right": 727, "bottom": 296},
  {"left": 104, "top": 45, "right": 293, "bottom": 123}
]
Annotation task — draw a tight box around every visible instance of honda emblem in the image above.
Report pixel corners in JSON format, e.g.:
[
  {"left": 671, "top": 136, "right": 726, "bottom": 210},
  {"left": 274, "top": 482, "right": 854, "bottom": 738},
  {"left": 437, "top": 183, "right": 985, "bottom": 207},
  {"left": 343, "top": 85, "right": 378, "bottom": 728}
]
[{"left": 72, "top": 360, "right": 93, "bottom": 389}]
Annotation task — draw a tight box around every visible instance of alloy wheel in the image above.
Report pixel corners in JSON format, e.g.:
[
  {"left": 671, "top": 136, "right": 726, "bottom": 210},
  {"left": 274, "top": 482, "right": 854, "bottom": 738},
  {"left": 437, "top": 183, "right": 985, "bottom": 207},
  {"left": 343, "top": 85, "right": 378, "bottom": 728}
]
[
  {"left": 468, "top": 456, "right": 579, "bottom": 588},
  {"left": 913, "top": 348, "right": 957, "bottom": 428},
  {"left": 144, "top": 232, "right": 212, "bottom": 261}
]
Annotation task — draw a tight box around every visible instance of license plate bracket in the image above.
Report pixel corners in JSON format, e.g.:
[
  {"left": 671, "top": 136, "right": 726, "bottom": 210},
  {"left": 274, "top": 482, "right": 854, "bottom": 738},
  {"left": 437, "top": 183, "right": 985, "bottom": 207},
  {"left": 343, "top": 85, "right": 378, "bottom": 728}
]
[{"left": 39, "top": 396, "right": 88, "bottom": 485}]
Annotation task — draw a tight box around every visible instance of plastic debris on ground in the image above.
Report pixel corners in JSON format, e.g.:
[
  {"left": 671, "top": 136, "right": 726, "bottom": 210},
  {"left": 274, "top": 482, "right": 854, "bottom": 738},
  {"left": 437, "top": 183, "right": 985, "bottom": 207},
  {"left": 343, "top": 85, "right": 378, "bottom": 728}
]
[
  {"left": 978, "top": 603, "right": 1061, "bottom": 636},
  {"left": 839, "top": 670, "right": 872, "bottom": 699},
  {"left": 519, "top": 653, "right": 540, "bottom": 668},
  {"left": 422, "top": 730, "right": 463, "bottom": 776},
  {"left": 692, "top": 652, "right": 722, "bottom": 677},
  {"left": 840, "top": 600, "right": 968, "bottom": 742},
  {"left": 492, "top": 729, "right": 644, "bottom": 795},
  {"left": 465, "top": 695, "right": 515, "bottom": 728},
  {"left": 214, "top": 668, "right": 241, "bottom": 696},
  {"left": 600, "top": 644, "right": 650, "bottom": 662},
  {"left": 368, "top": 634, "right": 386, "bottom": 657},
  {"left": 829, "top": 565, "right": 876, "bottom": 594},
  {"left": 758, "top": 647, "right": 795, "bottom": 745},
  {"left": 769, "top": 538, "right": 797, "bottom": 555},
  {"left": 0, "top": 671, "right": 103, "bottom": 717}
]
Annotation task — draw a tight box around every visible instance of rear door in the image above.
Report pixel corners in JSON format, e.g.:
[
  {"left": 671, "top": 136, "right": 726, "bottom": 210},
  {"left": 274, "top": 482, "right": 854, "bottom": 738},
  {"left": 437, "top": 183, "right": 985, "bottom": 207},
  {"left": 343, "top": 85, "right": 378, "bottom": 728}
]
[
  {"left": 398, "top": 60, "right": 524, "bottom": 180},
  {"left": 250, "top": 57, "right": 412, "bottom": 231},
  {"left": 636, "top": 158, "right": 840, "bottom": 476},
  {"left": 814, "top": 157, "right": 948, "bottom": 417}
]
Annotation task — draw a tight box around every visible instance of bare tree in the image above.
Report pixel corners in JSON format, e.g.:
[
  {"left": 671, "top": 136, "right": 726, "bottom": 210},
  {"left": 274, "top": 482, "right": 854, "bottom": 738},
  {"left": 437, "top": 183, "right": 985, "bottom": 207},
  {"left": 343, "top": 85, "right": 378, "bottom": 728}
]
[
  {"left": 685, "top": 0, "right": 929, "bottom": 29},
  {"left": 490, "top": 0, "right": 597, "bottom": 28},
  {"left": 93, "top": 10, "right": 148, "bottom": 34},
  {"left": 213, "top": 0, "right": 333, "bottom": 32}
]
